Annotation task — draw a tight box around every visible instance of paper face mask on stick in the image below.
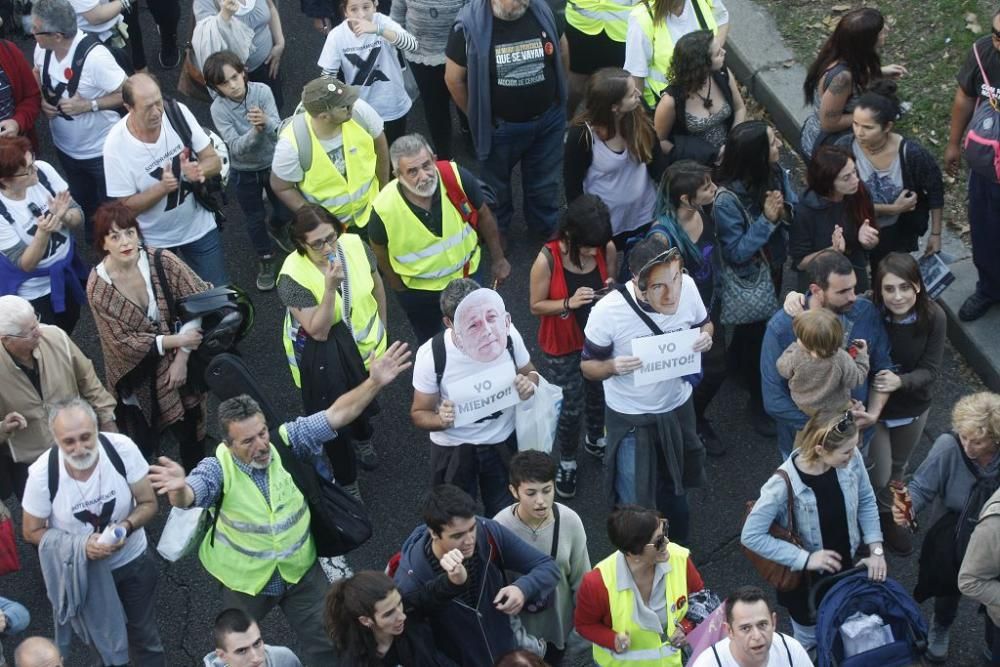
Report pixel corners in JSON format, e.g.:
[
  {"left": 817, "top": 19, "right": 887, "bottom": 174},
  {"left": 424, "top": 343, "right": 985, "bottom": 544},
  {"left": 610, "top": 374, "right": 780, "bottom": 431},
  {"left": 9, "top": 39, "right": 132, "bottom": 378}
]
[{"left": 453, "top": 288, "right": 511, "bottom": 363}]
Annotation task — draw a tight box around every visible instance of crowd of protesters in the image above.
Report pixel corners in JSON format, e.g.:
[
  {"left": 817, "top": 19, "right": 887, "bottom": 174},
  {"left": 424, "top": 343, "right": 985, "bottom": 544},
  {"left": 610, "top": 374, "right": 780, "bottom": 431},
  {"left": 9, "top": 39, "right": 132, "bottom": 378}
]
[{"left": 2, "top": 0, "right": 1000, "bottom": 665}]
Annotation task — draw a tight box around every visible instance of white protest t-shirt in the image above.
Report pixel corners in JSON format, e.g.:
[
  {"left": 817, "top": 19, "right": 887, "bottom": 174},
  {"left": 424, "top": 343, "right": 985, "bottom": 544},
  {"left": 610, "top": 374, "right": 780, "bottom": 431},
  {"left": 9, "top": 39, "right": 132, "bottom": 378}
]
[
  {"left": 584, "top": 276, "right": 707, "bottom": 415},
  {"left": 34, "top": 34, "right": 127, "bottom": 159},
  {"left": 689, "top": 634, "right": 812, "bottom": 667},
  {"left": 317, "top": 13, "right": 412, "bottom": 122},
  {"left": 0, "top": 161, "right": 71, "bottom": 300},
  {"left": 412, "top": 323, "right": 531, "bottom": 447},
  {"left": 21, "top": 432, "right": 150, "bottom": 570},
  {"left": 624, "top": 0, "right": 729, "bottom": 78},
  {"left": 103, "top": 102, "right": 217, "bottom": 248},
  {"left": 68, "top": 0, "right": 123, "bottom": 40}
]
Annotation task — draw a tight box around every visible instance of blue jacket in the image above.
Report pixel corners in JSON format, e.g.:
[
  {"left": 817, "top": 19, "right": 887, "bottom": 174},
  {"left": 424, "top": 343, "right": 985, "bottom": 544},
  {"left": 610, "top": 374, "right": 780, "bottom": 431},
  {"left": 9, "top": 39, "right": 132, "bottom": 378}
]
[
  {"left": 453, "top": 0, "right": 567, "bottom": 160},
  {"left": 712, "top": 168, "right": 797, "bottom": 274},
  {"left": 741, "top": 449, "right": 883, "bottom": 571},
  {"left": 760, "top": 296, "right": 892, "bottom": 458},
  {"left": 394, "top": 517, "right": 561, "bottom": 667}
]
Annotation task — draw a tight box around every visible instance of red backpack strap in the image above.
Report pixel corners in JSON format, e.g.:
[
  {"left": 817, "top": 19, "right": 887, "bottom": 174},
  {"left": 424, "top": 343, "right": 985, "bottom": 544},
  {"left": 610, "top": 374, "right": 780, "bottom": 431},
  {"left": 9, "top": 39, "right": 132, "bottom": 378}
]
[
  {"left": 436, "top": 160, "right": 479, "bottom": 230},
  {"left": 386, "top": 551, "right": 402, "bottom": 577}
]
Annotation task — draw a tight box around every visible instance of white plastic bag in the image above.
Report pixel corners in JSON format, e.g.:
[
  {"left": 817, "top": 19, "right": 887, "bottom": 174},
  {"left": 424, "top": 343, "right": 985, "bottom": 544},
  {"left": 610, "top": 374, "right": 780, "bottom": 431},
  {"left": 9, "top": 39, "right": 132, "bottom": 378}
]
[
  {"left": 515, "top": 375, "right": 563, "bottom": 454},
  {"left": 839, "top": 611, "right": 893, "bottom": 657},
  {"left": 156, "top": 506, "right": 210, "bottom": 562}
]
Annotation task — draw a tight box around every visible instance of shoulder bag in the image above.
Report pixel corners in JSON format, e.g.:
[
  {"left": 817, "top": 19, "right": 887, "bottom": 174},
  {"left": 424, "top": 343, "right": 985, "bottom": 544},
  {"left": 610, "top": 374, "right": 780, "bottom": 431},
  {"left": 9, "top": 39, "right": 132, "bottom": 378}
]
[
  {"left": 740, "top": 468, "right": 805, "bottom": 592},
  {"left": 714, "top": 188, "right": 780, "bottom": 325}
]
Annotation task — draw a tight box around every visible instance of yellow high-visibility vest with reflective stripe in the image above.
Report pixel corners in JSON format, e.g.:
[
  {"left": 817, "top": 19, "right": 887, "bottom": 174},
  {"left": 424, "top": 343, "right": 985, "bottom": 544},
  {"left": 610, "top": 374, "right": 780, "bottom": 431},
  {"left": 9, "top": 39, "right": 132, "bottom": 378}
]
[
  {"left": 198, "top": 437, "right": 316, "bottom": 596},
  {"left": 631, "top": 0, "right": 717, "bottom": 107},
  {"left": 592, "top": 544, "right": 690, "bottom": 667},
  {"left": 372, "top": 162, "right": 481, "bottom": 292},
  {"left": 279, "top": 233, "right": 386, "bottom": 386},
  {"left": 280, "top": 114, "right": 378, "bottom": 229},
  {"left": 566, "top": 0, "right": 641, "bottom": 42}
]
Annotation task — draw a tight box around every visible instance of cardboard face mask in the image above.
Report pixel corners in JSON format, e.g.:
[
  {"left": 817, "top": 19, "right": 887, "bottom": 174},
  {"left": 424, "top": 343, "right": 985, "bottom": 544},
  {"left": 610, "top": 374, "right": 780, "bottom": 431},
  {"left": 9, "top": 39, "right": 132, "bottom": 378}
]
[{"left": 453, "top": 289, "right": 511, "bottom": 363}]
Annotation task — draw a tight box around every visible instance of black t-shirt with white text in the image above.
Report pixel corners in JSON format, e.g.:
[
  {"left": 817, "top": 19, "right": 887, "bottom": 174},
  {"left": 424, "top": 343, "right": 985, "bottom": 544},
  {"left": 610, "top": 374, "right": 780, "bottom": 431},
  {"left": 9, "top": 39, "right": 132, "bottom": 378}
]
[
  {"left": 447, "top": 12, "right": 562, "bottom": 122},
  {"left": 957, "top": 36, "right": 1000, "bottom": 102}
]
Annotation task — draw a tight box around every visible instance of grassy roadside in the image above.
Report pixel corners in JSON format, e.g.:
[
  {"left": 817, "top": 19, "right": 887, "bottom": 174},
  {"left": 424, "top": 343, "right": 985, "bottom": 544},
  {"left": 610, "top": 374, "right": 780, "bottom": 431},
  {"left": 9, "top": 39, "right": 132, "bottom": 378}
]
[{"left": 751, "top": 0, "right": 996, "bottom": 240}]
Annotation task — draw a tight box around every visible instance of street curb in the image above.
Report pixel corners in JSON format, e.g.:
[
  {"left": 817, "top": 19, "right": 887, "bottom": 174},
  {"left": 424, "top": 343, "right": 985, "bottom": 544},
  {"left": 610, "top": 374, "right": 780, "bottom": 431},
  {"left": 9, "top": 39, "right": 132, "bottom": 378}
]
[{"left": 723, "top": 0, "right": 1000, "bottom": 392}]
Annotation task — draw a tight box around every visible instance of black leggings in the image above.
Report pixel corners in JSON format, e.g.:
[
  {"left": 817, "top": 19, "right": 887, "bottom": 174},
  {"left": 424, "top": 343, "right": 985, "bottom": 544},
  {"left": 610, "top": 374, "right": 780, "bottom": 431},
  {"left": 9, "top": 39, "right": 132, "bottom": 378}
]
[
  {"left": 408, "top": 61, "right": 467, "bottom": 160},
  {"left": 125, "top": 0, "right": 180, "bottom": 70}
]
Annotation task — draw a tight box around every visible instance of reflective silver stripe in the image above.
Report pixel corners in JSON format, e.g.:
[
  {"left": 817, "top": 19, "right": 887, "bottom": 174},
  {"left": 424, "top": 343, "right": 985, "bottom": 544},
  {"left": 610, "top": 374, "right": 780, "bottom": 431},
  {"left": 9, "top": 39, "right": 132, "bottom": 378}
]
[
  {"left": 213, "top": 523, "right": 311, "bottom": 560},
  {"left": 218, "top": 501, "right": 308, "bottom": 535},
  {"left": 393, "top": 225, "right": 474, "bottom": 264},
  {"left": 647, "top": 68, "right": 669, "bottom": 84},
  {"left": 571, "top": 6, "right": 630, "bottom": 21},
  {"left": 410, "top": 250, "right": 476, "bottom": 280},
  {"left": 306, "top": 180, "right": 374, "bottom": 210},
  {"left": 353, "top": 311, "right": 380, "bottom": 343},
  {"left": 593, "top": 644, "right": 679, "bottom": 662}
]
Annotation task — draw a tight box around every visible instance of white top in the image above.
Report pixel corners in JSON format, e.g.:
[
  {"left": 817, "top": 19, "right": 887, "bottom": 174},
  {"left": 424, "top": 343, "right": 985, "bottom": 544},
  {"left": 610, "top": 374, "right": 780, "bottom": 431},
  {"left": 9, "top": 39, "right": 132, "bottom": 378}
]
[
  {"left": 624, "top": 0, "right": 729, "bottom": 78},
  {"left": 582, "top": 125, "right": 657, "bottom": 236},
  {"left": 584, "top": 276, "right": 707, "bottom": 415},
  {"left": 34, "top": 33, "right": 127, "bottom": 159},
  {"left": 318, "top": 13, "right": 413, "bottom": 121},
  {"left": 412, "top": 324, "right": 531, "bottom": 446},
  {"left": 689, "top": 634, "right": 812, "bottom": 667},
  {"left": 22, "top": 432, "right": 150, "bottom": 570},
  {"left": 0, "top": 161, "right": 71, "bottom": 300},
  {"left": 68, "top": 0, "right": 123, "bottom": 39},
  {"left": 103, "top": 102, "right": 217, "bottom": 248},
  {"left": 271, "top": 99, "right": 384, "bottom": 183}
]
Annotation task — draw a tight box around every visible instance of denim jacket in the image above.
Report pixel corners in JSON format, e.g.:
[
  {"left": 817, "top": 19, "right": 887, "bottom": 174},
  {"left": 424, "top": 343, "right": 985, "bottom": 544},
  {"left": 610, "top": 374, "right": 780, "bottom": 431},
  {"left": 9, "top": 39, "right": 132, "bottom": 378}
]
[
  {"left": 712, "top": 168, "right": 797, "bottom": 276},
  {"left": 740, "top": 449, "right": 883, "bottom": 572}
]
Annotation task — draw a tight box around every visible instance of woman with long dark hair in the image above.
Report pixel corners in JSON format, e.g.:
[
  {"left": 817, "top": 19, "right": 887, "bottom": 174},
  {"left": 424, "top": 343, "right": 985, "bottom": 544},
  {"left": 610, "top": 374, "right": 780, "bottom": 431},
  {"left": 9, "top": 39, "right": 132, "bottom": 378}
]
[
  {"left": 800, "top": 8, "right": 906, "bottom": 159},
  {"left": 790, "top": 145, "right": 878, "bottom": 292},
  {"left": 325, "top": 570, "right": 458, "bottom": 666},
  {"left": 653, "top": 30, "right": 745, "bottom": 160},
  {"left": 837, "top": 80, "right": 944, "bottom": 268},
  {"left": 565, "top": 68, "right": 660, "bottom": 248},
  {"left": 712, "top": 120, "right": 796, "bottom": 436}
]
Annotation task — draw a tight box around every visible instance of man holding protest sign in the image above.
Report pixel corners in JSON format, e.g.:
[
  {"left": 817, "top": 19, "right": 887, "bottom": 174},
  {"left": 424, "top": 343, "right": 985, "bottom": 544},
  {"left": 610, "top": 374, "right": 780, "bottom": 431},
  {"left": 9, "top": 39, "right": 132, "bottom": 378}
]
[
  {"left": 411, "top": 279, "right": 540, "bottom": 517},
  {"left": 581, "top": 237, "right": 712, "bottom": 543}
]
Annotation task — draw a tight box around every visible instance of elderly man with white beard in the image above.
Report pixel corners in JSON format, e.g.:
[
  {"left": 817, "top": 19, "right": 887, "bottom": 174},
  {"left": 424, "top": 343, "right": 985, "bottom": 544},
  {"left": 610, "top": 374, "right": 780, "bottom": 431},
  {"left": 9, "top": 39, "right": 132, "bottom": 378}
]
[{"left": 369, "top": 133, "right": 510, "bottom": 344}]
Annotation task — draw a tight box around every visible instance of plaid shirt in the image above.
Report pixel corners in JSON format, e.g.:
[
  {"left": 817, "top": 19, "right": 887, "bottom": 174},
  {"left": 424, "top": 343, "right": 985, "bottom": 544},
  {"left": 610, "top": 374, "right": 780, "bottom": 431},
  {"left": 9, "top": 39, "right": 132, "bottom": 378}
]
[{"left": 187, "top": 411, "right": 336, "bottom": 596}]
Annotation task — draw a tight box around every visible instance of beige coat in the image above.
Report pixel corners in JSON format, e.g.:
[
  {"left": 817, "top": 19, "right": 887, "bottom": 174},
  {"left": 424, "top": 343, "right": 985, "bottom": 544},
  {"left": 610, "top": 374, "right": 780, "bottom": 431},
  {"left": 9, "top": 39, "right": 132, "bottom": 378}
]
[
  {"left": 959, "top": 487, "right": 1000, "bottom": 626},
  {"left": 0, "top": 325, "right": 116, "bottom": 463}
]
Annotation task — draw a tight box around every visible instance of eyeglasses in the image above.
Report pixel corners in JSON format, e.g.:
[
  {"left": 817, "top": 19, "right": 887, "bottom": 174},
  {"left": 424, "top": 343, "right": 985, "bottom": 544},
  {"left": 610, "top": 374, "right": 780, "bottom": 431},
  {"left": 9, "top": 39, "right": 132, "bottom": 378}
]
[
  {"left": 12, "top": 161, "right": 37, "bottom": 178},
  {"left": 306, "top": 232, "right": 338, "bottom": 252},
  {"left": 645, "top": 520, "right": 670, "bottom": 552},
  {"left": 31, "top": 31, "right": 59, "bottom": 37},
  {"left": 3, "top": 312, "right": 41, "bottom": 338}
]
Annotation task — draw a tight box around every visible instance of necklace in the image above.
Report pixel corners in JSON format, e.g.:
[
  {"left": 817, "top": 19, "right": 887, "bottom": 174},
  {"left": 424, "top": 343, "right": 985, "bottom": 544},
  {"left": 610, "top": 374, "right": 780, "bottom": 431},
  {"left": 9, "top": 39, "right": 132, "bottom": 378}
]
[
  {"left": 866, "top": 135, "right": 893, "bottom": 156},
  {"left": 514, "top": 505, "right": 551, "bottom": 536},
  {"left": 692, "top": 79, "right": 713, "bottom": 111}
]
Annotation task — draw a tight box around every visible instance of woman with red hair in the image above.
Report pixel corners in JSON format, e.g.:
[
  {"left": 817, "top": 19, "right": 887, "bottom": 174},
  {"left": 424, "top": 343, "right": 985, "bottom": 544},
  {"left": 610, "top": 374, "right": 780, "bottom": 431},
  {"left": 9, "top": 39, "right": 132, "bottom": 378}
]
[{"left": 0, "top": 136, "right": 86, "bottom": 332}]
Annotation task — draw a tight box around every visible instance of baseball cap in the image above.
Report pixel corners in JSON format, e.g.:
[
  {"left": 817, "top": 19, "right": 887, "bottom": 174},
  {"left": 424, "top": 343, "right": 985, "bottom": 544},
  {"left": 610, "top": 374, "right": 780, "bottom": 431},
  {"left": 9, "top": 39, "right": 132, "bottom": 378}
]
[{"left": 301, "top": 76, "right": 359, "bottom": 116}]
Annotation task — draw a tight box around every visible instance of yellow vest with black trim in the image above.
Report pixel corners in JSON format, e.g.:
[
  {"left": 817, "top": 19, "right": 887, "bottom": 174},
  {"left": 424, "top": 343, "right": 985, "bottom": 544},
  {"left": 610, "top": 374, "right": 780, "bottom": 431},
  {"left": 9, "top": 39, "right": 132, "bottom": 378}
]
[
  {"left": 280, "top": 114, "right": 378, "bottom": 229},
  {"left": 198, "top": 437, "right": 316, "bottom": 596},
  {"left": 630, "top": 0, "right": 718, "bottom": 107},
  {"left": 279, "top": 233, "right": 386, "bottom": 386},
  {"left": 371, "top": 162, "right": 481, "bottom": 292},
  {"left": 566, "top": 0, "right": 640, "bottom": 42},
  {"left": 592, "top": 544, "right": 690, "bottom": 667}
]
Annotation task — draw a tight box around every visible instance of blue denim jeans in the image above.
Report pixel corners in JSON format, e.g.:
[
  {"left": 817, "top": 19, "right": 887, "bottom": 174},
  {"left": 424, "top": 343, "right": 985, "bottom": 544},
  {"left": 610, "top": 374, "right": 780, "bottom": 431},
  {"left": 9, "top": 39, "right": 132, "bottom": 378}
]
[
  {"left": 0, "top": 595, "right": 29, "bottom": 667},
  {"left": 479, "top": 104, "right": 565, "bottom": 238},
  {"left": 969, "top": 170, "right": 1000, "bottom": 301},
  {"left": 231, "top": 168, "right": 291, "bottom": 258},
  {"left": 615, "top": 429, "right": 691, "bottom": 542},
  {"left": 55, "top": 149, "right": 109, "bottom": 242},
  {"left": 169, "top": 227, "right": 229, "bottom": 286}
]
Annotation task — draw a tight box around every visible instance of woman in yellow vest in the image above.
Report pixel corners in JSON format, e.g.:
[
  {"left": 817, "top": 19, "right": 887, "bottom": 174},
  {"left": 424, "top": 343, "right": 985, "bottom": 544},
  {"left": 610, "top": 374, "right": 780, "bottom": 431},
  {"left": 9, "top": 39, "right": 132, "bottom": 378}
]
[
  {"left": 277, "top": 204, "right": 388, "bottom": 494},
  {"left": 575, "top": 505, "right": 706, "bottom": 666},
  {"left": 565, "top": 0, "right": 643, "bottom": 114},
  {"left": 623, "top": 0, "right": 730, "bottom": 109}
]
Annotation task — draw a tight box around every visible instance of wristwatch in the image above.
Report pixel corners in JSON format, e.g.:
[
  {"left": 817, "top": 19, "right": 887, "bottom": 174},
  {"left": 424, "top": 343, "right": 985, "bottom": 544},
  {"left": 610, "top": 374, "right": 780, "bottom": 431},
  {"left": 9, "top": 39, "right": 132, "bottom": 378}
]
[
  {"left": 90, "top": 99, "right": 99, "bottom": 113},
  {"left": 871, "top": 546, "right": 884, "bottom": 557}
]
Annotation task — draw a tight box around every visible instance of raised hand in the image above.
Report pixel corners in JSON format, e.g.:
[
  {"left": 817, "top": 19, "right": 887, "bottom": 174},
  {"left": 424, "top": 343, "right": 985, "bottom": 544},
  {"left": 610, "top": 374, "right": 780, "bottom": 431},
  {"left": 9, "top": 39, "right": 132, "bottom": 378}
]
[{"left": 368, "top": 341, "right": 413, "bottom": 387}]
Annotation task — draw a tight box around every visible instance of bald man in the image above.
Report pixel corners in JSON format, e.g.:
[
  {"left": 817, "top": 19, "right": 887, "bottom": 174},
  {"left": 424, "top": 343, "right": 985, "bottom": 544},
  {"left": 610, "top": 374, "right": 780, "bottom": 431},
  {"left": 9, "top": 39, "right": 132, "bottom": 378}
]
[{"left": 14, "top": 637, "right": 63, "bottom": 667}]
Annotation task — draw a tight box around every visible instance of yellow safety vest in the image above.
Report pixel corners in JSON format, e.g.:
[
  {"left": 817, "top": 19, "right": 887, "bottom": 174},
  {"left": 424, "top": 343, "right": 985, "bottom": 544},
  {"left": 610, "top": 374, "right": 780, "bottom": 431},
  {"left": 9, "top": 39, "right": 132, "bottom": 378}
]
[
  {"left": 279, "top": 233, "right": 386, "bottom": 386},
  {"left": 198, "top": 437, "right": 316, "bottom": 596},
  {"left": 630, "top": 0, "right": 718, "bottom": 107},
  {"left": 592, "top": 545, "right": 690, "bottom": 667},
  {"left": 566, "top": 0, "right": 641, "bottom": 42},
  {"left": 371, "top": 162, "right": 481, "bottom": 292},
  {"left": 280, "top": 114, "right": 378, "bottom": 229}
]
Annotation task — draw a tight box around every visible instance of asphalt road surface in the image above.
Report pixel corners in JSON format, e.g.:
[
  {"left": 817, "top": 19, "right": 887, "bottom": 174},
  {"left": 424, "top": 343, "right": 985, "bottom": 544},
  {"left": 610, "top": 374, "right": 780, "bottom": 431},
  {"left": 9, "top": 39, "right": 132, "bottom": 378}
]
[{"left": 0, "top": 4, "right": 993, "bottom": 664}]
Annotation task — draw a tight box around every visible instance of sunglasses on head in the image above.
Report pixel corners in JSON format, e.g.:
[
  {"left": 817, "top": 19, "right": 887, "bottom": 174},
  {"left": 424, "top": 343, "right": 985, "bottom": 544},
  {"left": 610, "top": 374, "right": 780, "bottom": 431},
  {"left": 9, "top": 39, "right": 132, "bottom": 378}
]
[
  {"left": 833, "top": 410, "right": 854, "bottom": 434},
  {"left": 645, "top": 520, "right": 669, "bottom": 552}
]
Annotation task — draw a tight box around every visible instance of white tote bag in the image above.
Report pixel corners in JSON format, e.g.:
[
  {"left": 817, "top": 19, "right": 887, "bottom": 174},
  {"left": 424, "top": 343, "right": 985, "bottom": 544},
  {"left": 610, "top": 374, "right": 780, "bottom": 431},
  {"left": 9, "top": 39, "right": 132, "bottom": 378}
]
[
  {"left": 515, "top": 375, "right": 563, "bottom": 454},
  {"left": 156, "top": 506, "right": 211, "bottom": 562}
]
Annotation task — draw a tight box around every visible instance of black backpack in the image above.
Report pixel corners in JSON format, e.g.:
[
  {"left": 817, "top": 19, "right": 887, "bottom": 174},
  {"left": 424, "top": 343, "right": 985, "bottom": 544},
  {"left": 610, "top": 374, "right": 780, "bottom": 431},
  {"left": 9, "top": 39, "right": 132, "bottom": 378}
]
[
  {"left": 41, "top": 35, "right": 108, "bottom": 120},
  {"left": 161, "top": 97, "right": 227, "bottom": 226}
]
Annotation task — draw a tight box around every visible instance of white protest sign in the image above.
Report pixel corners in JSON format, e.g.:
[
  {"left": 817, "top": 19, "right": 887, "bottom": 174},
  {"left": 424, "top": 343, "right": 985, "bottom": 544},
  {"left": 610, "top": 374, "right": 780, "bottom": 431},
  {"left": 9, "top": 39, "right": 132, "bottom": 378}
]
[
  {"left": 631, "top": 329, "right": 702, "bottom": 386},
  {"left": 448, "top": 364, "right": 520, "bottom": 427}
]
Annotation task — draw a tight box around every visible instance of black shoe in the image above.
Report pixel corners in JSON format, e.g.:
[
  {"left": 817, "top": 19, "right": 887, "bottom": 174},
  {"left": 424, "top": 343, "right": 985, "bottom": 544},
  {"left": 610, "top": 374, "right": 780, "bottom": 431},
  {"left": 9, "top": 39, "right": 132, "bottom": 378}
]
[
  {"left": 698, "top": 419, "right": 726, "bottom": 457},
  {"left": 959, "top": 291, "right": 997, "bottom": 322},
  {"left": 159, "top": 42, "right": 180, "bottom": 69},
  {"left": 555, "top": 464, "right": 577, "bottom": 499},
  {"left": 584, "top": 434, "right": 606, "bottom": 459},
  {"left": 354, "top": 440, "right": 378, "bottom": 471},
  {"left": 751, "top": 410, "right": 776, "bottom": 438}
]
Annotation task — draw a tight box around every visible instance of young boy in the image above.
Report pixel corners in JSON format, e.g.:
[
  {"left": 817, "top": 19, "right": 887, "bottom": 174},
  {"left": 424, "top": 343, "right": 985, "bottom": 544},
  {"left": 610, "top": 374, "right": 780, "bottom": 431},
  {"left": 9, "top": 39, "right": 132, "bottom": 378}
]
[
  {"left": 493, "top": 451, "right": 591, "bottom": 665},
  {"left": 203, "top": 50, "right": 292, "bottom": 292}
]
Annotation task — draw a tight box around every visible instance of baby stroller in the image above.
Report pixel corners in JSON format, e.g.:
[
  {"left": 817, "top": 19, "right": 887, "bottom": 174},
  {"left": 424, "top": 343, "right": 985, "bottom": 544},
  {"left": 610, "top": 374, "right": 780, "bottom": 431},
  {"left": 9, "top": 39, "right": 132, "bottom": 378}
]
[{"left": 809, "top": 566, "right": 927, "bottom": 667}]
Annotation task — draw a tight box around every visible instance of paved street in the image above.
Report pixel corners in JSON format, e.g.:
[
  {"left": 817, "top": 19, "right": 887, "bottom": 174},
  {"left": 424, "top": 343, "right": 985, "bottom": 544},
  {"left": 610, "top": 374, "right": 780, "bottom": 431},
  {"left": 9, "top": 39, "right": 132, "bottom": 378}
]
[{"left": 1, "top": 4, "right": 994, "bottom": 664}]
